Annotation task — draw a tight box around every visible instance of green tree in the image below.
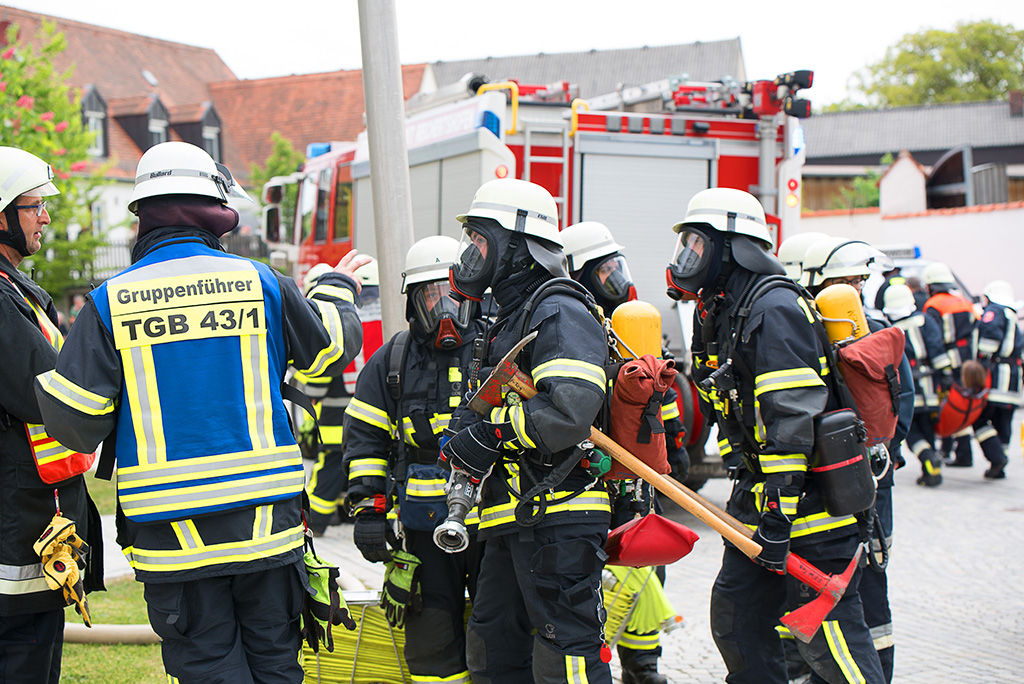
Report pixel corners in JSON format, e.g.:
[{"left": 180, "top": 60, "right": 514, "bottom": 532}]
[
  {"left": 851, "top": 20, "right": 1024, "bottom": 107},
  {"left": 1, "top": 20, "right": 106, "bottom": 301},
  {"left": 248, "top": 131, "right": 305, "bottom": 200},
  {"left": 830, "top": 153, "right": 894, "bottom": 210}
]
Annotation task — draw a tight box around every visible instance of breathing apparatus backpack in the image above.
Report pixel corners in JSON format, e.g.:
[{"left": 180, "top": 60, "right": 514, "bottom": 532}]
[
  {"left": 486, "top": 278, "right": 675, "bottom": 525},
  {"left": 703, "top": 275, "right": 901, "bottom": 520}
]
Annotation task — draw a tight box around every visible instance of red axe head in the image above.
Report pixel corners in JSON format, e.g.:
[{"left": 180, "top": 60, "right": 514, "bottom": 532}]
[
  {"left": 467, "top": 331, "right": 538, "bottom": 415},
  {"left": 779, "top": 546, "right": 863, "bottom": 643}
]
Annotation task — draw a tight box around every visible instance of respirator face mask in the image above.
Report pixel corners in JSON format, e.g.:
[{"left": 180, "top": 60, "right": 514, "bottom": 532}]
[
  {"left": 450, "top": 224, "right": 499, "bottom": 302},
  {"left": 666, "top": 227, "right": 715, "bottom": 300},
  {"left": 411, "top": 280, "right": 472, "bottom": 349},
  {"left": 587, "top": 254, "right": 636, "bottom": 310}
]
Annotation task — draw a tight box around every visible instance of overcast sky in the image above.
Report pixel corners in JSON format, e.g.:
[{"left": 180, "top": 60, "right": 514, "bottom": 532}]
[{"left": 9, "top": 1, "right": 1024, "bottom": 106}]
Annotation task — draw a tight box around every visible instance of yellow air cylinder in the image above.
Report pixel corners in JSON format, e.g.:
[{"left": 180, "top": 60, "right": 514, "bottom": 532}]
[
  {"left": 611, "top": 300, "right": 662, "bottom": 359},
  {"left": 815, "top": 283, "right": 869, "bottom": 343}
]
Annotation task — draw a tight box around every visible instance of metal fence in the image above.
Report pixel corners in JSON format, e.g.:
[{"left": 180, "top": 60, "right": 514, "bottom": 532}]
[{"left": 89, "top": 232, "right": 271, "bottom": 283}]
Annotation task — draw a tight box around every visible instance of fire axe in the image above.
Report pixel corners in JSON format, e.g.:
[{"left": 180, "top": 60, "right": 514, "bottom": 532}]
[{"left": 441, "top": 331, "right": 860, "bottom": 643}]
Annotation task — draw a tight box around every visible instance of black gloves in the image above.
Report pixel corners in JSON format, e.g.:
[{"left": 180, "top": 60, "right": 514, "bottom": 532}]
[
  {"left": 751, "top": 481, "right": 794, "bottom": 574},
  {"left": 752, "top": 524, "right": 790, "bottom": 573},
  {"left": 439, "top": 420, "right": 508, "bottom": 482},
  {"left": 353, "top": 512, "right": 393, "bottom": 563}
]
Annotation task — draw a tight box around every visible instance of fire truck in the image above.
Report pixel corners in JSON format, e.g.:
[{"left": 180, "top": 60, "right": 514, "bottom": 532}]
[{"left": 262, "top": 69, "right": 814, "bottom": 487}]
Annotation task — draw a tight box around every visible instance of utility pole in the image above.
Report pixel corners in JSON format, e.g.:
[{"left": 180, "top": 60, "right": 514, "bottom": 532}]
[{"left": 357, "top": 0, "right": 415, "bottom": 340}]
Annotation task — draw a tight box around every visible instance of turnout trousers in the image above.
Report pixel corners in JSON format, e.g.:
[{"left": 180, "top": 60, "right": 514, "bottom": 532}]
[
  {"left": 0, "top": 609, "right": 63, "bottom": 684},
  {"left": 403, "top": 528, "right": 484, "bottom": 683},
  {"left": 710, "top": 545, "right": 885, "bottom": 684},
  {"left": 144, "top": 561, "right": 305, "bottom": 684},
  {"left": 466, "top": 521, "right": 612, "bottom": 684}
]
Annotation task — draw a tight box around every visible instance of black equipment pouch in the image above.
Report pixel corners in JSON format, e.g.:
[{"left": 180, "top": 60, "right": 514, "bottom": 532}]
[{"left": 810, "top": 409, "right": 876, "bottom": 517}]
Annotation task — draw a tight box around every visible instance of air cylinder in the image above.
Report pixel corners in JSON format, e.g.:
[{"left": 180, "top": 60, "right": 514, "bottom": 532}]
[
  {"left": 611, "top": 300, "right": 662, "bottom": 359},
  {"left": 815, "top": 283, "right": 869, "bottom": 343}
]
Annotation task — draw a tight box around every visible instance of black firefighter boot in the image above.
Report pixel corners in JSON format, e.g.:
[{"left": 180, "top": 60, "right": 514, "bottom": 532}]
[
  {"left": 618, "top": 644, "right": 668, "bottom": 684},
  {"left": 980, "top": 438, "right": 1008, "bottom": 479},
  {"left": 916, "top": 448, "right": 943, "bottom": 487},
  {"left": 945, "top": 434, "right": 974, "bottom": 467}
]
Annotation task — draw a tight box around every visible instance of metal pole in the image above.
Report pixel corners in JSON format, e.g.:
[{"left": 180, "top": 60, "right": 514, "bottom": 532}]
[{"left": 357, "top": 0, "right": 415, "bottom": 340}]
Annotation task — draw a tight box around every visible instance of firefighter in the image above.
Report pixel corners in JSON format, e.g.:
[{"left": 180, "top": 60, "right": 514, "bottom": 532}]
[
  {"left": 34, "top": 141, "right": 366, "bottom": 684},
  {"left": 344, "top": 235, "right": 487, "bottom": 684},
  {"left": 299, "top": 258, "right": 380, "bottom": 535},
  {"left": 922, "top": 262, "right": 979, "bottom": 467},
  {"left": 800, "top": 236, "right": 914, "bottom": 683},
  {"left": 873, "top": 265, "right": 906, "bottom": 312},
  {"left": 884, "top": 283, "right": 953, "bottom": 488},
  {"left": 971, "top": 279, "right": 1020, "bottom": 480},
  {"left": 560, "top": 220, "right": 678, "bottom": 684},
  {"left": 666, "top": 188, "right": 886, "bottom": 684},
  {"left": 0, "top": 146, "right": 102, "bottom": 682},
  {"left": 776, "top": 231, "right": 829, "bottom": 284},
  {"left": 441, "top": 178, "right": 613, "bottom": 684}
]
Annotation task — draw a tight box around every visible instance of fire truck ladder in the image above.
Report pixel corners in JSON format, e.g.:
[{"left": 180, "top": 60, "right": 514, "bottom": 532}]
[{"left": 520, "top": 117, "right": 571, "bottom": 227}]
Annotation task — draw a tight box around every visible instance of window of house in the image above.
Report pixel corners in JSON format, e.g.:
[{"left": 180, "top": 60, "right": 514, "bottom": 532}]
[
  {"left": 86, "top": 111, "right": 106, "bottom": 156},
  {"left": 202, "top": 125, "right": 221, "bottom": 162},
  {"left": 149, "top": 118, "right": 168, "bottom": 146}
]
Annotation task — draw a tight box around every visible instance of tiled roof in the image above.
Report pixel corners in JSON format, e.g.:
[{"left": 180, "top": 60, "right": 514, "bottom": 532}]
[
  {"left": 803, "top": 99, "right": 1024, "bottom": 165},
  {"left": 428, "top": 39, "right": 746, "bottom": 98},
  {"left": 210, "top": 65, "right": 426, "bottom": 173}
]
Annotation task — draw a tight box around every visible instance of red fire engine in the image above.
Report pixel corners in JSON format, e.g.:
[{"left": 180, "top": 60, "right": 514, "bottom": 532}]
[{"left": 263, "top": 69, "right": 814, "bottom": 487}]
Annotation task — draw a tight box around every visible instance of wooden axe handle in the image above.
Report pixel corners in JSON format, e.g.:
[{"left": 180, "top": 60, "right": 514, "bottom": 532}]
[{"left": 506, "top": 379, "right": 762, "bottom": 558}]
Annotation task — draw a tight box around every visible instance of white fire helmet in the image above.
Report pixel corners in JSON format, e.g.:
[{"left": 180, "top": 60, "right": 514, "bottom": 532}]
[
  {"left": 922, "top": 262, "right": 955, "bottom": 286},
  {"left": 129, "top": 141, "right": 252, "bottom": 214},
  {"left": 984, "top": 280, "right": 1015, "bottom": 309},
  {"left": 457, "top": 178, "right": 561, "bottom": 246},
  {"left": 302, "top": 263, "right": 333, "bottom": 295},
  {"left": 777, "top": 231, "right": 830, "bottom": 284},
  {"left": 672, "top": 188, "right": 773, "bottom": 247},
  {"left": 802, "top": 237, "right": 893, "bottom": 290},
  {"left": 560, "top": 221, "right": 623, "bottom": 274},
  {"left": 883, "top": 283, "right": 917, "bottom": 321},
  {"left": 0, "top": 146, "right": 60, "bottom": 213},
  {"left": 403, "top": 236, "right": 460, "bottom": 292},
  {"left": 354, "top": 257, "right": 379, "bottom": 288}
]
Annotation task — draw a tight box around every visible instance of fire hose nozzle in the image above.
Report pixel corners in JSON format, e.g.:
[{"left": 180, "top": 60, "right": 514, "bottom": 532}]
[
  {"left": 433, "top": 517, "right": 470, "bottom": 554},
  {"left": 433, "top": 469, "right": 480, "bottom": 554}
]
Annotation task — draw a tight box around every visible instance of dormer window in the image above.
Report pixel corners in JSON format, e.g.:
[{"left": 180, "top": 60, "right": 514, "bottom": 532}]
[
  {"left": 202, "top": 125, "right": 221, "bottom": 162},
  {"left": 81, "top": 85, "right": 108, "bottom": 157},
  {"left": 148, "top": 99, "right": 169, "bottom": 147}
]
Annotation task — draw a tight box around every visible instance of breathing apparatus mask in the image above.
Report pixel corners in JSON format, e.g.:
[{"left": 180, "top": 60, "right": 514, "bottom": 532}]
[
  {"left": 581, "top": 252, "right": 636, "bottom": 312},
  {"left": 666, "top": 226, "right": 721, "bottom": 301},
  {"left": 449, "top": 219, "right": 506, "bottom": 303},
  {"left": 409, "top": 280, "right": 473, "bottom": 349}
]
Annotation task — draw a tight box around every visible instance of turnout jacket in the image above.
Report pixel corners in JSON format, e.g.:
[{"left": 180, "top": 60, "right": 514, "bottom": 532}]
[
  {"left": 343, "top": 320, "right": 488, "bottom": 527},
  {"left": 35, "top": 228, "right": 362, "bottom": 582},
  {"left": 892, "top": 311, "right": 952, "bottom": 409},
  {"left": 692, "top": 271, "right": 859, "bottom": 555},
  {"left": 976, "top": 302, "right": 1024, "bottom": 407},
  {"left": 1, "top": 254, "right": 100, "bottom": 616},
  {"left": 472, "top": 286, "right": 611, "bottom": 539},
  {"left": 924, "top": 291, "right": 978, "bottom": 368}
]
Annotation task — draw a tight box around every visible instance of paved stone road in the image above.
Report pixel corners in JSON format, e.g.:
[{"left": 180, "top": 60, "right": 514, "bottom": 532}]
[{"left": 101, "top": 424, "right": 1024, "bottom": 682}]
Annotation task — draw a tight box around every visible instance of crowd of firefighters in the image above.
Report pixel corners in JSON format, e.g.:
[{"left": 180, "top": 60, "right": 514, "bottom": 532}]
[{"left": 1, "top": 139, "right": 1019, "bottom": 684}]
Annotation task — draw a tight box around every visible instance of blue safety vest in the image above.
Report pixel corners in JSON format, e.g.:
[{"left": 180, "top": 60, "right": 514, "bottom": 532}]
[{"left": 92, "top": 239, "right": 303, "bottom": 523}]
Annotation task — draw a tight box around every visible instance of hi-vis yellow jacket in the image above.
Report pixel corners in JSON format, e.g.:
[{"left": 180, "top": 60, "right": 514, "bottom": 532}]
[{"left": 35, "top": 229, "right": 362, "bottom": 579}]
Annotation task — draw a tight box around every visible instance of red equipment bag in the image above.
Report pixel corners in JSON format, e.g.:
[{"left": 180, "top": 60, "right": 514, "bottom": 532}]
[
  {"left": 606, "top": 355, "right": 677, "bottom": 480},
  {"left": 935, "top": 384, "right": 988, "bottom": 437},
  {"left": 605, "top": 513, "right": 700, "bottom": 567},
  {"left": 834, "top": 326, "right": 905, "bottom": 446}
]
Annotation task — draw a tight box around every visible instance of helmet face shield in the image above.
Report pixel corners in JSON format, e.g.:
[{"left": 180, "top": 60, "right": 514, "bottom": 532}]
[
  {"left": 589, "top": 254, "right": 634, "bottom": 305},
  {"left": 666, "top": 228, "right": 715, "bottom": 301}
]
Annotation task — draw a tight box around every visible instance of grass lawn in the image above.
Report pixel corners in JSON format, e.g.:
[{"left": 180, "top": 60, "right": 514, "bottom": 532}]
[
  {"left": 61, "top": 577, "right": 166, "bottom": 684},
  {"left": 85, "top": 471, "right": 117, "bottom": 516}
]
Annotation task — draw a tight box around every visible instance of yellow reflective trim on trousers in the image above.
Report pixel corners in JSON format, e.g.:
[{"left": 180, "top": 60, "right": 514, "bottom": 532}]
[
  {"left": 348, "top": 458, "right": 387, "bottom": 481},
  {"left": 823, "top": 620, "right": 867, "bottom": 683},
  {"left": 240, "top": 333, "right": 274, "bottom": 453},
  {"left": 618, "top": 631, "right": 661, "bottom": 650},
  {"left": 253, "top": 504, "right": 273, "bottom": 538},
  {"left": 308, "top": 488, "right": 337, "bottom": 515},
  {"left": 411, "top": 672, "right": 472, "bottom": 684},
  {"left": 128, "top": 525, "right": 305, "bottom": 572},
  {"left": 661, "top": 400, "right": 680, "bottom": 421},
  {"left": 119, "top": 470, "right": 305, "bottom": 519},
  {"left": 566, "top": 654, "right": 588, "bottom": 684},
  {"left": 122, "top": 345, "right": 167, "bottom": 465},
  {"left": 307, "top": 283, "right": 355, "bottom": 303},
  {"left": 320, "top": 424, "right": 344, "bottom": 445},
  {"left": 478, "top": 489, "right": 611, "bottom": 530},
  {"left": 346, "top": 398, "right": 396, "bottom": 437},
  {"left": 532, "top": 358, "right": 606, "bottom": 392},
  {"left": 35, "top": 370, "right": 116, "bottom": 416},
  {"left": 754, "top": 368, "right": 824, "bottom": 397},
  {"left": 301, "top": 300, "right": 345, "bottom": 378}
]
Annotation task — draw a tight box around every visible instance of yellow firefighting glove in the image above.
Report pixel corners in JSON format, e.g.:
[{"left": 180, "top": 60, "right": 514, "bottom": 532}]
[
  {"left": 33, "top": 515, "right": 89, "bottom": 562},
  {"left": 41, "top": 543, "right": 79, "bottom": 592},
  {"left": 63, "top": 578, "right": 92, "bottom": 628},
  {"left": 300, "top": 550, "right": 356, "bottom": 653},
  {"left": 380, "top": 549, "right": 422, "bottom": 629}
]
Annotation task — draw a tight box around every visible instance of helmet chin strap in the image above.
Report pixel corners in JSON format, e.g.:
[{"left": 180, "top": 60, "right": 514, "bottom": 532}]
[{"left": 0, "top": 207, "right": 31, "bottom": 257}]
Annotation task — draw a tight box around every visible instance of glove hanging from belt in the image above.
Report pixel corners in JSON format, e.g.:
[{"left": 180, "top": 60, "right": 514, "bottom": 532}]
[
  {"left": 34, "top": 515, "right": 91, "bottom": 627},
  {"left": 301, "top": 549, "right": 356, "bottom": 653},
  {"left": 380, "top": 549, "right": 422, "bottom": 629}
]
